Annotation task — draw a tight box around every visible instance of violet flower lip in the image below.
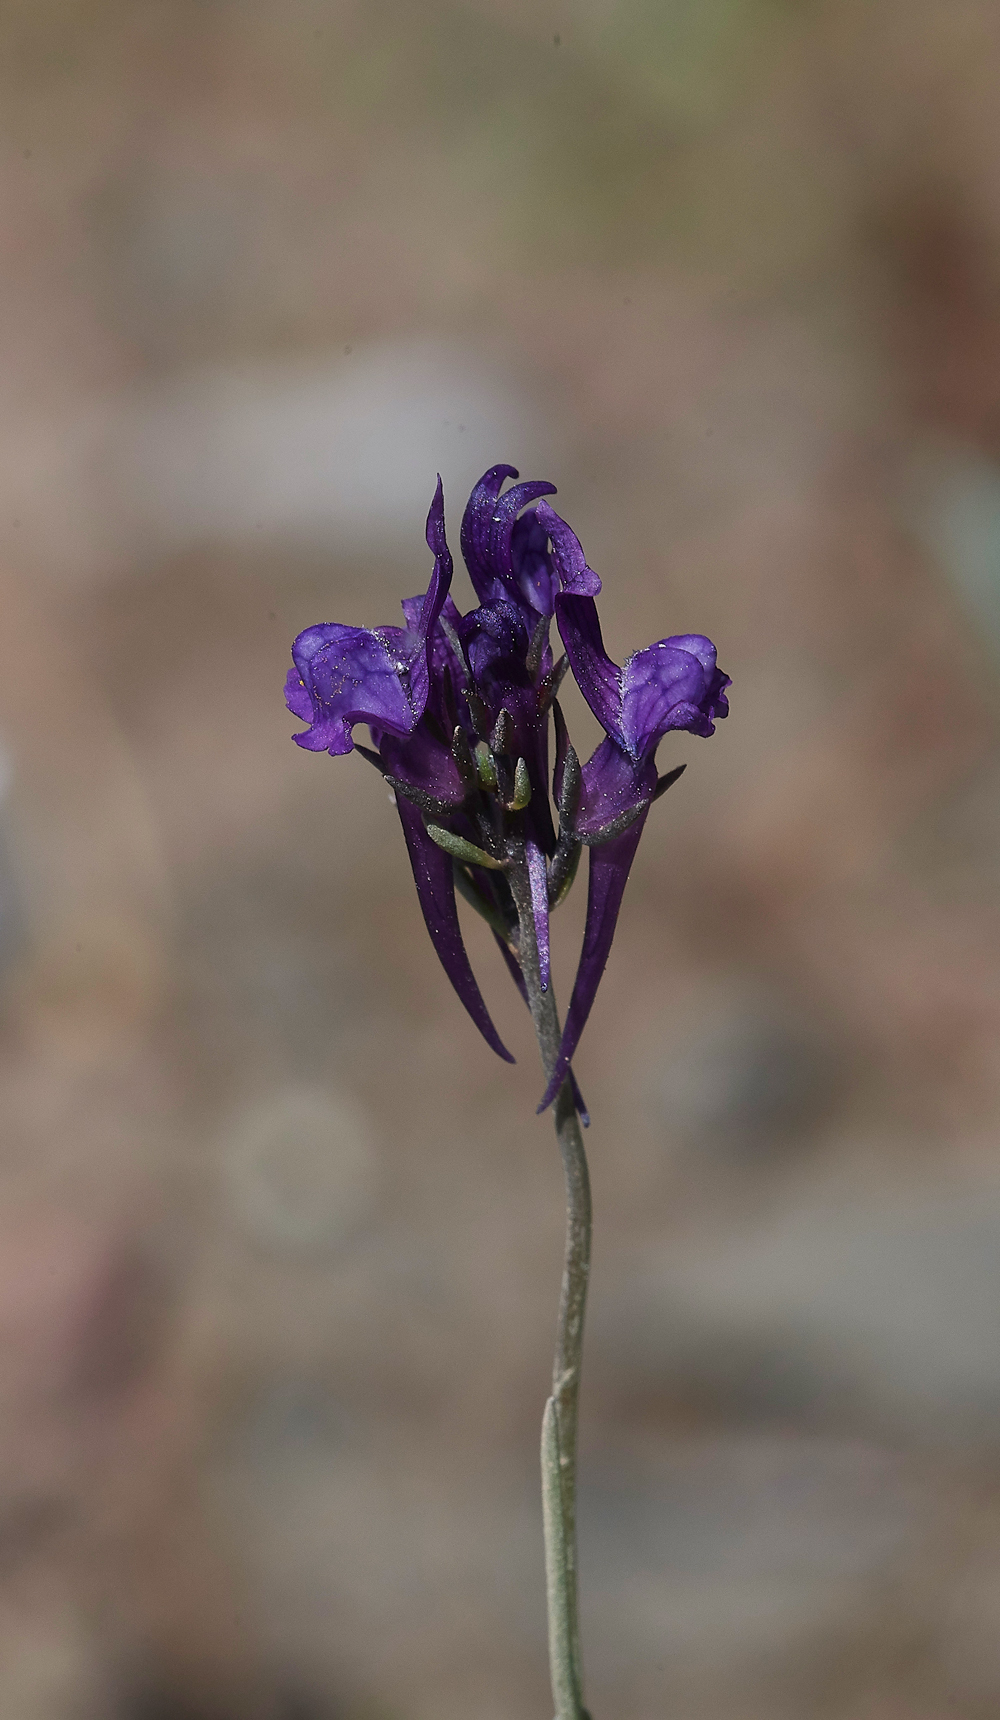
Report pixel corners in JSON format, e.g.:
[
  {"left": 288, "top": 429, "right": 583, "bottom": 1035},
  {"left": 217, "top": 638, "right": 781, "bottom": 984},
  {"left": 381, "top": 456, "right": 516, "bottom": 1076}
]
[{"left": 285, "top": 465, "right": 729, "bottom": 1109}]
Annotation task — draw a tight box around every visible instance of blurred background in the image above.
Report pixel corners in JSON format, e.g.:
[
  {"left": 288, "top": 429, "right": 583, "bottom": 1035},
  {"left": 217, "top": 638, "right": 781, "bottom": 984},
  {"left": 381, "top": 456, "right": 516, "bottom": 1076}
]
[{"left": 3, "top": 1, "right": 1000, "bottom": 1716}]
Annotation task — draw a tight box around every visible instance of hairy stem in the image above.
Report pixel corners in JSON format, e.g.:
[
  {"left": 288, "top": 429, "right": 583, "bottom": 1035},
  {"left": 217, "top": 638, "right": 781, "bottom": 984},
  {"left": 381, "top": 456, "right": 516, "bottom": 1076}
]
[{"left": 508, "top": 842, "right": 592, "bottom": 1720}]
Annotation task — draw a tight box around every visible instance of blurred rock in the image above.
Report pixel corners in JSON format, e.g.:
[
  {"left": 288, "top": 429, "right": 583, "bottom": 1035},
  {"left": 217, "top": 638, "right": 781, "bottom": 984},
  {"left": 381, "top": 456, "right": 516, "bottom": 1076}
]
[
  {"left": 0, "top": 741, "right": 25, "bottom": 981},
  {"left": 222, "top": 1086, "right": 376, "bottom": 1258},
  {"left": 0, "top": 342, "right": 561, "bottom": 586},
  {"left": 902, "top": 435, "right": 1000, "bottom": 657},
  {"left": 578, "top": 1432, "right": 921, "bottom": 1717},
  {"left": 649, "top": 981, "right": 845, "bottom": 1163},
  {"left": 596, "top": 1164, "right": 1000, "bottom": 1442}
]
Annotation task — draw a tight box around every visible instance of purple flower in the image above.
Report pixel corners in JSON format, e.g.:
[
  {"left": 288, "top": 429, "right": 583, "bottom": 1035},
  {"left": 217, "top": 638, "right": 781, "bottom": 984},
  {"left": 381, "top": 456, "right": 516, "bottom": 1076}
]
[
  {"left": 284, "top": 476, "right": 453, "bottom": 757},
  {"left": 554, "top": 583, "right": 729, "bottom": 758},
  {"left": 535, "top": 571, "right": 730, "bottom": 1110},
  {"left": 461, "top": 465, "right": 600, "bottom": 616},
  {"left": 286, "top": 467, "right": 729, "bottom": 1111}
]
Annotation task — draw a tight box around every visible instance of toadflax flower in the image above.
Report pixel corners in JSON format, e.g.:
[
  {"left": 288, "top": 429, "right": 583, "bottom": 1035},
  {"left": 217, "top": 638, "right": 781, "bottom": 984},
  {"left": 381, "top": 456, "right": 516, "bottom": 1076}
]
[
  {"left": 284, "top": 463, "right": 730, "bottom": 1720},
  {"left": 286, "top": 465, "right": 729, "bottom": 1110}
]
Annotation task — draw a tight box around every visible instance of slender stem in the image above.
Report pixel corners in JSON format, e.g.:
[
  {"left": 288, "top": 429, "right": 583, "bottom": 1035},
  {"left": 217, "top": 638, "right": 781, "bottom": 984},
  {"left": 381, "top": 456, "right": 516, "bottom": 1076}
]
[{"left": 508, "top": 843, "right": 593, "bottom": 1720}]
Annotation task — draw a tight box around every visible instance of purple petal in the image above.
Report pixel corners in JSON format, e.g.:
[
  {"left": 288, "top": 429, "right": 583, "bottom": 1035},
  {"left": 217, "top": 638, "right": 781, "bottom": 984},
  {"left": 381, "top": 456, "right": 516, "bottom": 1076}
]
[
  {"left": 464, "top": 600, "right": 530, "bottom": 684},
  {"left": 621, "top": 634, "right": 729, "bottom": 755},
  {"left": 534, "top": 501, "right": 602, "bottom": 597},
  {"left": 537, "top": 812, "right": 648, "bottom": 1112},
  {"left": 575, "top": 736, "right": 655, "bottom": 836},
  {"left": 291, "top": 717, "right": 353, "bottom": 754},
  {"left": 402, "top": 591, "right": 465, "bottom": 694},
  {"left": 558, "top": 596, "right": 730, "bottom": 761},
  {"left": 460, "top": 466, "right": 557, "bottom": 608},
  {"left": 284, "top": 665, "right": 313, "bottom": 723},
  {"left": 510, "top": 508, "right": 557, "bottom": 616},
  {"left": 489, "top": 480, "right": 558, "bottom": 598},
  {"left": 526, "top": 838, "right": 551, "bottom": 993},
  {"left": 554, "top": 593, "right": 626, "bottom": 748},
  {"left": 460, "top": 465, "right": 520, "bottom": 602},
  {"left": 377, "top": 723, "right": 466, "bottom": 802},
  {"left": 289, "top": 623, "right": 416, "bottom": 755},
  {"left": 395, "top": 799, "right": 515, "bottom": 1063},
  {"left": 425, "top": 472, "right": 447, "bottom": 555},
  {"left": 552, "top": 698, "right": 570, "bottom": 805},
  {"left": 395, "top": 478, "right": 456, "bottom": 717},
  {"left": 417, "top": 474, "right": 454, "bottom": 634},
  {"left": 665, "top": 632, "right": 718, "bottom": 672}
]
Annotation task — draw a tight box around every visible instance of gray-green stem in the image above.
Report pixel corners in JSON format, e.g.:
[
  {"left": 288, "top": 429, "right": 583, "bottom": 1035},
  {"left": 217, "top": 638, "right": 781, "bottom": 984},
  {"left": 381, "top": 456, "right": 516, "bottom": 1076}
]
[{"left": 508, "top": 840, "right": 593, "bottom": 1720}]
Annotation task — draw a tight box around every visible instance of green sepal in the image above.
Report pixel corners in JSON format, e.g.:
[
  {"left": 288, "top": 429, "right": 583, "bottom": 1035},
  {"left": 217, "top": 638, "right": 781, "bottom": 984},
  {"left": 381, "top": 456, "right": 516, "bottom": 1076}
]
[
  {"left": 425, "top": 823, "right": 504, "bottom": 869},
  {"left": 453, "top": 862, "right": 516, "bottom": 943},
  {"left": 558, "top": 743, "right": 581, "bottom": 828},
  {"left": 509, "top": 756, "right": 532, "bottom": 811},
  {"left": 451, "top": 726, "right": 476, "bottom": 790},
  {"left": 474, "top": 741, "right": 498, "bottom": 792},
  {"left": 652, "top": 763, "right": 686, "bottom": 801},
  {"left": 537, "top": 653, "right": 569, "bottom": 712},
  {"left": 439, "top": 614, "right": 469, "bottom": 673},
  {"left": 547, "top": 838, "right": 581, "bottom": 909},
  {"left": 578, "top": 799, "right": 649, "bottom": 846},
  {"left": 385, "top": 775, "right": 462, "bottom": 819},
  {"left": 353, "top": 742, "right": 386, "bottom": 774},
  {"left": 526, "top": 613, "right": 550, "bottom": 679},
  {"left": 491, "top": 707, "right": 514, "bottom": 757},
  {"left": 464, "top": 687, "right": 491, "bottom": 739}
]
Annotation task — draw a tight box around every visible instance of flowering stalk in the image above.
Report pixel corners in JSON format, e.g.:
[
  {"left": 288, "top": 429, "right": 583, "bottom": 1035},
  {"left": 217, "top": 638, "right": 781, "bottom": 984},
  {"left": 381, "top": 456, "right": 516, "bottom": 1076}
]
[
  {"left": 508, "top": 839, "right": 591, "bottom": 1718},
  {"left": 284, "top": 465, "right": 730, "bottom": 1714}
]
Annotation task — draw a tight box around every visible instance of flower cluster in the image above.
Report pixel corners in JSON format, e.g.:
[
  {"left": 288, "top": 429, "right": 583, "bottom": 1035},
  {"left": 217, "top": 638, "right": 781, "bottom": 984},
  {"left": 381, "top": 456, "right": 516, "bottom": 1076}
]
[{"left": 286, "top": 466, "right": 729, "bottom": 1111}]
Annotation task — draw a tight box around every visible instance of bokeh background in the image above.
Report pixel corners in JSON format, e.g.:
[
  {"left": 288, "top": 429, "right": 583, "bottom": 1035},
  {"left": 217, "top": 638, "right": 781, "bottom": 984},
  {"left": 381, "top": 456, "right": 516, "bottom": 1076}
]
[{"left": 4, "top": 2, "right": 1000, "bottom": 1716}]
